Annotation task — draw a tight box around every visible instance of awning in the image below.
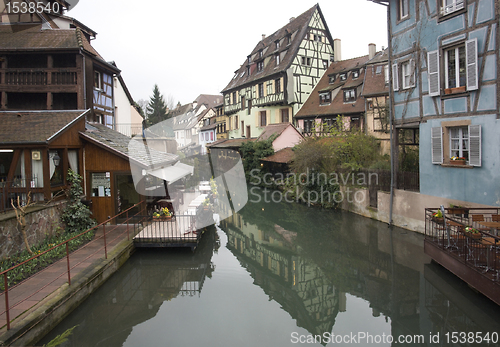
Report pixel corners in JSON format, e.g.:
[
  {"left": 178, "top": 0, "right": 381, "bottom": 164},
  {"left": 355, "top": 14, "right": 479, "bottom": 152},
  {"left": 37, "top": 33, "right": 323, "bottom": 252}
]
[{"left": 147, "top": 162, "right": 194, "bottom": 184}]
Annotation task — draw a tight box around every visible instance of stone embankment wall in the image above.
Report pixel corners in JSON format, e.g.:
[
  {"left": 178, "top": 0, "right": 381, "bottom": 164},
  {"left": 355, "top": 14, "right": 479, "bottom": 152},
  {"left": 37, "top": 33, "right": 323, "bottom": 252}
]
[
  {"left": 340, "top": 187, "right": 494, "bottom": 234},
  {"left": 0, "top": 201, "right": 66, "bottom": 259}
]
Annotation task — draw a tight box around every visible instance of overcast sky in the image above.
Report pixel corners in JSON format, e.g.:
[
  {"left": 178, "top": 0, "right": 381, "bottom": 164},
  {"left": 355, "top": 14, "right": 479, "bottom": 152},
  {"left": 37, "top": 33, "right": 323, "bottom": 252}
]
[{"left": 68, "top": 0, "right": 388, "bottom": 106}]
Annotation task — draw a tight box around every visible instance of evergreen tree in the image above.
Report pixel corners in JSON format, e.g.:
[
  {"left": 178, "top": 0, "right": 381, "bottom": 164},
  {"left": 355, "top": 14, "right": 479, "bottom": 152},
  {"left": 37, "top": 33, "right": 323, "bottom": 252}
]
[{"left": 146, "top": 84, "right": 169, "bottom": 126}]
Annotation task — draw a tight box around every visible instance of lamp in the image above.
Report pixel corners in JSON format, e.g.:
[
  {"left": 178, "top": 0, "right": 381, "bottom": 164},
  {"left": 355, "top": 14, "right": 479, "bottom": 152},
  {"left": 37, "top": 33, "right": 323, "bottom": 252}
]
[{"left": 52, "top": 153, "right": 61, "bottom": 167}]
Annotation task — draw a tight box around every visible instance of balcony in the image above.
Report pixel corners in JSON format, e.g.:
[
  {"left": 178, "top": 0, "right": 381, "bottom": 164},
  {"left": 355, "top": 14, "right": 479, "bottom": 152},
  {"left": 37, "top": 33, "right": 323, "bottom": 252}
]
[{"left": 2, "top": 68, "right": 78, "bottom": 86}]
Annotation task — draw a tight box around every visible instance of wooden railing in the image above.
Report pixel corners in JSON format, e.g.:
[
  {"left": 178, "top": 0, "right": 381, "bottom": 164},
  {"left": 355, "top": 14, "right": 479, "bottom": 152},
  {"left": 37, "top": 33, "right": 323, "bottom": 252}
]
[{"left": 2, "top": 68, "right": 78, "bottom": 86}]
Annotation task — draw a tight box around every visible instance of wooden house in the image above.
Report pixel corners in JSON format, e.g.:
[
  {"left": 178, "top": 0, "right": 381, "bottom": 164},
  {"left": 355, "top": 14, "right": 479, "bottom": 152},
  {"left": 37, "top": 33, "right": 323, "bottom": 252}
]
[{"left": 0, "top": 110, "right": 87, "bottom": 209}]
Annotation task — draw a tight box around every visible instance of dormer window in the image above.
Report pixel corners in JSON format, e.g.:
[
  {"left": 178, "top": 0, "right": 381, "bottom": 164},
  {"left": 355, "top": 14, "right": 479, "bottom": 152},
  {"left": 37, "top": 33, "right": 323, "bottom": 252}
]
[
  {"left": 248, "top": 56, "right": 252, "bottom": 64},
  {"left": 257, "top": 61, "right": 264, "bottom": 72},
  {"left": 328, "top": 74, "right": 336, "bottom": 84},
  {"left": 275, "top": 54, "right": 280, "bottom": 66},
  {"left": 343, "top": 89, "right": 356, "bottom": 102},
  {"left": 322, "top": 60, "right": 329, "bottom": 69},
  {"left": 275, "top": 40, "right": 280, "bottom": 50},
  {"left": 340, "top": 73, "right": 347, "bottom": 81},
  {"left": 258, "top": 50, "right": 263, "bottom": 59},
  {"left": 352, "top": 70, "right": 359, "bottom": 79},
  {"left": 287, "top": 35, "right": 291, "bottom": 45},
  {"left": 319, "top": 92, "right": 331, "bottom": 105}
]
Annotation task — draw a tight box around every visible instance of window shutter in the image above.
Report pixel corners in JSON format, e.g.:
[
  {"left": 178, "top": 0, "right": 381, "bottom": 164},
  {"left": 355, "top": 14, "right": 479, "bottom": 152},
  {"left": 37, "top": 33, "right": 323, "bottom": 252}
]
[
  {"left": 431, "top": 127, "right": 443, "bottom": 164},
  {"left": 410, "top": 59, "right": 416, "bottom": 88},
  {"left": 468, "top": 124, "right": 481, "bottom": 166},
  {"left": 466, "top": 38, "right": 478, "bottom": 91},
  {"left": 392, "top": 63, "right": 399, "bottom": 91},
  {"left": 427, "top": 50, "right": 440, "bottom": 96}
]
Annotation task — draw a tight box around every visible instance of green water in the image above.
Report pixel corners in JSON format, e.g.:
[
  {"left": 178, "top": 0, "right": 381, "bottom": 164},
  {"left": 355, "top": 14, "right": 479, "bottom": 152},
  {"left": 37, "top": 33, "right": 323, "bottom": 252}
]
[{"left": 39, "top": 189, "right": 500, "bottom": 346}]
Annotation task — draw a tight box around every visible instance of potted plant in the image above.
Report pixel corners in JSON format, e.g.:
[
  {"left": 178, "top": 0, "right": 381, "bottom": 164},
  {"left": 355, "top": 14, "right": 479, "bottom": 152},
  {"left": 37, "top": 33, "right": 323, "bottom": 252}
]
[
  {"left": 450, "top": 156, "right": 466, "bottom": 165},
  {"left": 202, "top": 198, "right": 212, "bottom": 211},
  {"left": 432, "top": 210, "right": 444, "bottom": 224},
  {"left": 153, "top": 207, "right": 172, "bottom": 221},
  {"left": 464, "top": 226, "right": 481, "bottom": 239}
]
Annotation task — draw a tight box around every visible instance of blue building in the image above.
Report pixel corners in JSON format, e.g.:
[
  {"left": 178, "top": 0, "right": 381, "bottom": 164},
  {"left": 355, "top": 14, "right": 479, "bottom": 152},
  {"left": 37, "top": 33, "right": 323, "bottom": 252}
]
[{"left": 373, "top": 0, "right": 499, "bottom": 206}]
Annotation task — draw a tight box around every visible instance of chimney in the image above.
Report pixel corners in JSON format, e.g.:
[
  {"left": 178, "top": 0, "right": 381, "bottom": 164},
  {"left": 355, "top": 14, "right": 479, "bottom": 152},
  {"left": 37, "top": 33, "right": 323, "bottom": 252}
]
[
  {"left": 262, "top": 34, "right": 266, "bottom": 40},
  {"left": 369, "top": 43, "right": 376, "bottom": 60},
  {"left": 333, "top": 39, "right": 342, "bottom": 62},
  {"left": 289, "top": 17, "right": 295, "bottom": 22}
]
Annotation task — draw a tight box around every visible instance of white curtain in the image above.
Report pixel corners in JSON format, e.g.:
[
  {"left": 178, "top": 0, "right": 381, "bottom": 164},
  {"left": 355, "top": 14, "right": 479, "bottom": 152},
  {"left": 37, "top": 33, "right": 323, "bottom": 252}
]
[
  {"left": 20, "top": 151, "right": 26, "bottom": 187},
  {"left": 31, "top": 150, "right": 44, "bottom": 187},
  {"left": 68, "top": 150, "right": 78, "bottom": 174},
  {"left": 49, "top": 150, "right": 56, "bottom": 179}
]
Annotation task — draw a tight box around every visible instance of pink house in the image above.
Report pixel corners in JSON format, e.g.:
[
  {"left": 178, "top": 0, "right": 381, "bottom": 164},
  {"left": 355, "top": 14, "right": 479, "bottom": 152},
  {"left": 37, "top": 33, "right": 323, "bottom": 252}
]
[{"left": 256, "top": 123, "right": 304, "bottom": 152}]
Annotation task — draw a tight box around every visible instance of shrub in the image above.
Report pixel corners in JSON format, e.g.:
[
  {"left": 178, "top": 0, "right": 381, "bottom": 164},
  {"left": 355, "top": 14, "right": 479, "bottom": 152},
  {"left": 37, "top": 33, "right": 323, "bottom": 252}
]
[{"left": 61, "top": 170, "right": 96, "bottom": 233}]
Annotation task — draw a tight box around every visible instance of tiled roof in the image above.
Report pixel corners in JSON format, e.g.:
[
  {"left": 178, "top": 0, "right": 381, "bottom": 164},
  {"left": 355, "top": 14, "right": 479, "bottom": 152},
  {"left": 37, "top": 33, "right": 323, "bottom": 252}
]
[
  {"left": 296, "top": 55, "right": 371, "bottom": 118},
  {"left": 207, "top": 138, "right": 254, "bottom": 149},
  {"left": 261, "top": 147, "right": 295, "bottom": 164},
  {"left": 362, "top": 50, "right": 389, "bottom": 97},
  {"left": 257, "top": 123, "right": 295, "bottom": 141},
  {"left": 222, "top": 4, "right": 330, "bottom": 93},
  {"left": 0, "top": 110, "right": 87, "bottom": 145},
  {"left": 81, "top": 123, "right": 178, "bottom": 169}
]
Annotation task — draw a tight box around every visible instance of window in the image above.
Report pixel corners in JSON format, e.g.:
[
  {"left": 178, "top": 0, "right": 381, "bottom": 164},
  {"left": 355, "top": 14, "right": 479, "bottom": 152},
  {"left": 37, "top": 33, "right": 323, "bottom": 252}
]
[
  {"left": 248, "top": 56, "right": 252, "bottom": 64},
  {"left": 232, "top": 92, "right": 237, "bottom": 105},
  {"left": 450, "top": 126, "right": 468, "bottom": 160},
  {"left": 281, "top": 109, "right": 289, "bottom": 123},
  {"left": 257, "top": 61, "right": 264, "bottom": 72},
  {"left": 445, "top": 45, "right": 466, "bottom": 89},
  {"left": 275, "top": 40, "right": 280, "bottom": 50},
  {"left": 259, "top": 111, "right": 267, "bottom": 127},
  {"left": 328, "top": 74, "right": 335, "bottom": 84},
  {"left": 248, "top": 99, "right": 252, "bottom": 115},
  {"left": 440, "top": 0, "right": 464, "bottom": 16},
  {"left": 319, "top": 92, "right": 331, "bottom": 105},
  {"left": 431, "top": 124, "right": 481, "bottom": 166},
  {"left": 343, "top": 89, "right": 356, "bottom": 102},
  {"left": 322, "top": 60, "right": 329, "bottom": 69},
  {"left": 235, "top": 115, "right": 239, "bottom": 129},
  {"left": 301, "top": 56, "right": 311, "bottom": 66},
  {"left": 384, "top": 65, "right": 389, "bottom": 84},
  {"left": 241, "top": 96, "right": 245, "bottom": 110},
  {"left": 304, "top": 119, "right": 314, "bottom": 133},
  {"left": 94, "top": 70, "right": 102, "bottom": 90},
  {"left": 275, "top": 54, "right": 280, "bottom": 66},
  {"left": 399, "top": 0, "right": 409, "bottom": 20},
  {"left": 258, "top": 50, "right": 263, "bottom": 58},
  {"left": 401, "top": 60, "right": 415, "bottom": 89},
  {"left": 352, "top": 70, "right": 359, "bottom": 79},
  {"left": 275, "top": 78, "right": 281, "bottom": 94},
  {"left": 427, "top": 39, "right": 478, "bottom": 96},
  {"left": 340, "top": 73, "right": 347, "bottom": 81},
  {"left": 258, "top": 83, "right": 264, "bottom": 98}
]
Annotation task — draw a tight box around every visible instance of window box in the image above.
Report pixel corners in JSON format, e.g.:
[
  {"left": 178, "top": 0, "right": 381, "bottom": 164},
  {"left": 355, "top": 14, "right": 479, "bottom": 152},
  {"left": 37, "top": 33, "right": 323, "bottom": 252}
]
[
  {"left": 444, "top": 86, "right": 466, "bottom": 94},
  {"left": 450, "top": 159, "right": 466, "bottom": 165}
]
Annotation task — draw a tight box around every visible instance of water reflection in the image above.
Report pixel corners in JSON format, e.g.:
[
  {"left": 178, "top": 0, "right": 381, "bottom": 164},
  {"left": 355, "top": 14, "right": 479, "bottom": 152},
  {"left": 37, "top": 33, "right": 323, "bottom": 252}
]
[
  {"left": 38, "top": 228, "right": 219, "bottom": 347},
  {"left": 221, "top": 188, "right": 500, "bottom": 345},
  {"left": 39, "top": 188, "right": 500, "bottom": 346}
]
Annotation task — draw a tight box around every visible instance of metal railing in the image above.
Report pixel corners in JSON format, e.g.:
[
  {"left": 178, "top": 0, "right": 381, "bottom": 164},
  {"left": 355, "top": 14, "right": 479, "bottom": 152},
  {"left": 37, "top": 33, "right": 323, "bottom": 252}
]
[
  {"left": 0, "top": 201, "right": 147, "bottom": 330},
  {"left": 425, "top": 207, "right": 500, "bottom": 283},
  {"left": 133, "top": 214, "right": 199, "bottom": 246},
  {"left": 114, "top": 123, "right": 143, "bottom": 137}
]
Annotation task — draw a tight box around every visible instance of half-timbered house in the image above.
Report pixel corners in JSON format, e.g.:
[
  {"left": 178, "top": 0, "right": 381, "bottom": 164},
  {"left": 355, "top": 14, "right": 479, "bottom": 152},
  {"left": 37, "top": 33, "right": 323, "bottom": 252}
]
[{"left": 221, "top": 4, "right": 336, "bottom": 139}]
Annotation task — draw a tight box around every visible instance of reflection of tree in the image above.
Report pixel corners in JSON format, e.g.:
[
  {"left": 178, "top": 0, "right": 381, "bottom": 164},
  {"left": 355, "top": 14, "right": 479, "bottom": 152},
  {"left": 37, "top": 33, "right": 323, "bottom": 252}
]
[{"left": 39, "top": 227, "right": 219, "bottom": 347}]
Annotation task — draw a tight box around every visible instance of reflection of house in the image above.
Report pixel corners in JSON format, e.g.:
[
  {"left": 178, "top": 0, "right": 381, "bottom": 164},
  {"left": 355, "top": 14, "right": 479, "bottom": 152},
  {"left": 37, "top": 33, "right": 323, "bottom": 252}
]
[
  {"left": 377, "top": 0, "right": 499, "bottom": 206},
  {"left": 0, "top": 110, "right": 86, "bottom": 205},
  {"left": 222, "top": 4, "right": 336, "bottom": 139},
  {"left": 223, "top": 213, "right": 340, "bottom": 336}
]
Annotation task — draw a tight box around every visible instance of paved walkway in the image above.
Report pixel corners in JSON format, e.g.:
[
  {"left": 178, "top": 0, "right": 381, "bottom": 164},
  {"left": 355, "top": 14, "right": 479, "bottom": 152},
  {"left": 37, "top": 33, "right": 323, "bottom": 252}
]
[{"left": 0, "top": 223, "right": 136, "bottom": 335}]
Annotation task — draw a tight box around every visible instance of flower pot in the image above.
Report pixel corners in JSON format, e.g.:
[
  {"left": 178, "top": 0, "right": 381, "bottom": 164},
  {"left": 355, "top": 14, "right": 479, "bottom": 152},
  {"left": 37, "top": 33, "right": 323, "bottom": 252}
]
[
  {"left": 467, "top": 232, "right": 481, "bottom": 239},
  {"left": 432, "top": 216, "right": 444, "bottom": 224},
  {"left": 444, "top": 86, "right": 466, "bottom": 94},
  {"left": 450, "top": 160, "right": 466, "bottom": 165}
]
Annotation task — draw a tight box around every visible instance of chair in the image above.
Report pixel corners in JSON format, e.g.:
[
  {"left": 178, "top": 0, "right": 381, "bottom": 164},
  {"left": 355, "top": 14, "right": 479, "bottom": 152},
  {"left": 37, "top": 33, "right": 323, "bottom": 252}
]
[
  {"left": 471, "top": 214, "right": 489, "bottom": 231},
  {"left": 492, "top": 214, "right": 500, "bottom": 222}
]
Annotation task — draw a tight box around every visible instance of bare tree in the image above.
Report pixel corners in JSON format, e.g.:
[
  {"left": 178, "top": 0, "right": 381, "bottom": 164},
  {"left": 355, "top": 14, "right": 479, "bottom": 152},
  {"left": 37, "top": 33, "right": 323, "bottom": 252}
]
[{"left": 11, "top": 194, "right": 35, "bottom": 255}]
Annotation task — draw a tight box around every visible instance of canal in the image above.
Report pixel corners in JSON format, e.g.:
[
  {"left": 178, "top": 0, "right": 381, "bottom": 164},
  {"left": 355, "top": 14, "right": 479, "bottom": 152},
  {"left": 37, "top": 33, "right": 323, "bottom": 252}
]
[{"left": 39, "top": 189, "right": 500, "bottom": 346}]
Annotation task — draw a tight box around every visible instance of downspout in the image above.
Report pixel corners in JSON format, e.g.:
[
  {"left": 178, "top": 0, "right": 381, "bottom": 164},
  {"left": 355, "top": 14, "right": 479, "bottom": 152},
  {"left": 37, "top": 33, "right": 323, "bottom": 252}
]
[
  {"left": 80, "top": 49, "right": 87, "bottom": 110},
  {"left": 387, "top": 4, "right": 394, "bottom": 227}
]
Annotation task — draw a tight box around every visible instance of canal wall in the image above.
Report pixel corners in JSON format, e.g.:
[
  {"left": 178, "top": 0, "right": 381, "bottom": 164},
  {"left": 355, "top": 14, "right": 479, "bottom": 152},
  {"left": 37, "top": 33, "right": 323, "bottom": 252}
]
[
  {"left": 340, "top": 187, "right": 494, "bottom": 234},
  {"left": 0, "top": 238, "right": 134, "bottom": 347}
]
